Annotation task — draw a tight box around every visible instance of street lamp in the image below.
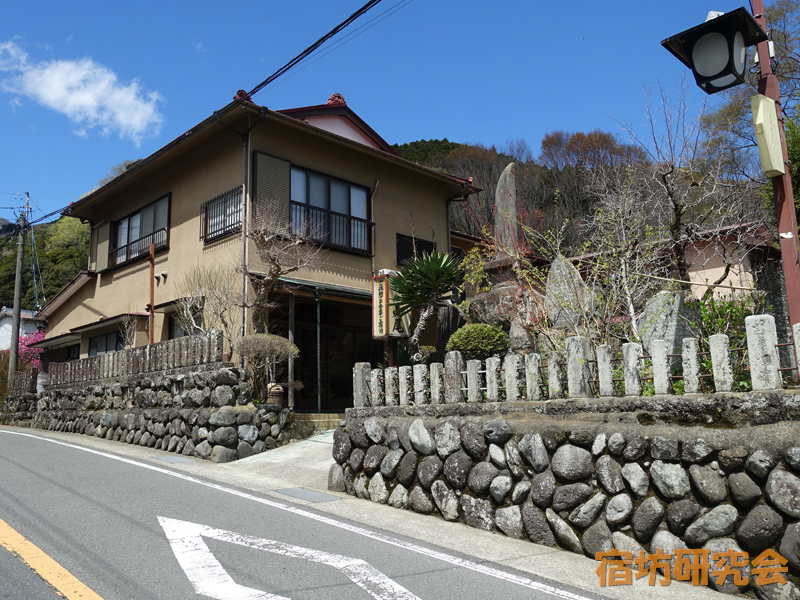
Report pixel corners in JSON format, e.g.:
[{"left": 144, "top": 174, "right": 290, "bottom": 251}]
[
  {"left": 661, "top": 8, "right": 767, "bottom": 94},
  {"left": 662, "top": 4, "right": 800, "bottom": 337}
]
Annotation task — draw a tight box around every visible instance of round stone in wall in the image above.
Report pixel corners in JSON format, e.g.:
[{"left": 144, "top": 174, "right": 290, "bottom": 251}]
[
  {"left": 417, "top": 455, "right": 443, "bottom": 490},
  {"left": 551, "top": 445, "right": 593, "bottom": 481},
  {"left": 765, "top": 469, "right": 800, "bottom": 518},
  {"left": 482, "top": 419, "right": 512, "bottom": 445},
  {"left": 684, "top": 504, "right": 738, "bottom": 546},
  {"left": 736, "top": 505, "right": 783, "bottom": 553},
  {"left": 443, "top": 450, "right": 472, "bottom": 490},
  {"left": 521, "top": 500, "right": 556, "bottom": 547},
  {"left": 666, "top": 499, "right": 700, "bottom": 536},
  {"left": 552, "top": 483, "right": 592, "bottom": 512},
  {"left": 650, "top": 460, "right": 690, "bottom": 499},
  {"left": 519, "top": 433, "right": 549, "bottom": 473},
  {"left": 409, "top": 419, "right": 436, "bottom": 456},
  {"left": 468, "top": 462, "right": 500, "bottom": 497},
  {"left": 595, "top": 455, "right": 625, "bottom": 494},
  {"left": 605, "top": 493, "right": 633, "bottom": 527},
  {"left": 434, "top": 421, "right": 461, "bottom": 458},
  {"left": 460, "top": 422, "right": 488, "bottom": 462},
  {"left": 529, "top": 469, "right": 556, "bottom": 509}
]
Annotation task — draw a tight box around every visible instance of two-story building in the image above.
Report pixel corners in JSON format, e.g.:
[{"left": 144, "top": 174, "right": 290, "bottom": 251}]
[{"left": 32, "top": 93, "right": 477, "bottom": 414}]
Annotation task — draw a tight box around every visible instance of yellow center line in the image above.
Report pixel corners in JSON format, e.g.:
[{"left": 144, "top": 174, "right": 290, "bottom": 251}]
[{"left": 0, "top": 518, "right": 103, "bottom": 600}]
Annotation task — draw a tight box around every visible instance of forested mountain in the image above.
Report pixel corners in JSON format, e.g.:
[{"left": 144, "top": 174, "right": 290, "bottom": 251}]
[{"left": 0, "top": 216, "right": 90, "bottom": 312}]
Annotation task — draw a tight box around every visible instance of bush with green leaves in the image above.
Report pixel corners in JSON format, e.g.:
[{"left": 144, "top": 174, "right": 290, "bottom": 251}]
[{"left": 445, "top": 324, "right": 510, "bottom": 360}]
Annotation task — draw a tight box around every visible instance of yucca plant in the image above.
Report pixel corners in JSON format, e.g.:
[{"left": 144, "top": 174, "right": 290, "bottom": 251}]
[{"left": 390, "top": 250, "right": 461, "bottom": 348}]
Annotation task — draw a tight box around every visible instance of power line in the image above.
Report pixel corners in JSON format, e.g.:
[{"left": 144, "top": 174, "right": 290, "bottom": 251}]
[
  {"left": 257, "top": 0, "right": 415, "bottom": 96},
  {"left": 246, "top": 0, "right": 384, "bottom": 98}
]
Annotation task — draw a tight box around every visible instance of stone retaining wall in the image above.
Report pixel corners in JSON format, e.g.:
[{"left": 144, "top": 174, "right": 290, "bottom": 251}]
[
  {"left": 1, "top": 365, "right": 291, "bottom": 463},
  {"left": 329, "top": 397, "right": 800, "bottom": 597}
]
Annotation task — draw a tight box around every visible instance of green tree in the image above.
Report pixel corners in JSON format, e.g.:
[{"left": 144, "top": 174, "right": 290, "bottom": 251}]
[{"left": 389, "top": 251, "right": 461, "bottom": 349}]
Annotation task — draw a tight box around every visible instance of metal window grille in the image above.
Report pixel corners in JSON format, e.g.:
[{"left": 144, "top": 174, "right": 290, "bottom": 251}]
[{"left": 201, "top": 187, "right": 242, "bottom": 243}]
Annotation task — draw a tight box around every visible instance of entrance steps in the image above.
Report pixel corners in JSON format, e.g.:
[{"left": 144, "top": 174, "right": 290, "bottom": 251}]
[{"left": 290, "top": 412, "right": 346, "bottom": 432}]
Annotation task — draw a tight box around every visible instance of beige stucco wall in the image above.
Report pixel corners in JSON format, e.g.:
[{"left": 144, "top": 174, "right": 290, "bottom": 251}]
[{"left": 686, "top": 238, "right": 756, "bottom": 299}]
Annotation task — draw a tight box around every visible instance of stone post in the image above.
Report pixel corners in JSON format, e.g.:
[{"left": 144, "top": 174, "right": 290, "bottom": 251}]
[
  {"left": 622, "top": 342, "right": 642, "bottom": 397},
  {"left": 709, "top": 334, "right": 733, "bottom": 393},
  {"left": 525, "top": 353, "right": 542, "bottom": 401},
  {"left": 794, "top": 323, "right": 800, "bottom": 381},
  {"left": 444, "top": 350, "right": 465, "bottom": 404},
  {"left": 682, "top": 337, "right": 700, "bottom": 394},
  {"left": 399, "top": 366, "right": 412, "bottom": 405},
  {"left": 504, "top": 353, "right": 521, "bottom": 401},
  {"left": 370, "top": 368, "right": 384, "bottom": 407},
  {"left": 352, "top": 362, "right": 370, "bottom": 408},
  {"left": 566, "top": 336, "right": 591, "bottom": 399},
  {"left": 746, "top": 314, "right": 783, "bottom": 391},
  {"left": 651, "top": 339, "right": 671, "bottom": 395},
  {"left": 596, "top": 344, "right": 614, "bottom": 397},
  {"left": 466, "top": 359, "right": 482, "bottom": 403},
  {"left": 429, "top": 363, "right": 444, "bottom": 404},
  {"left": 485, "top": 356, "right": 501, "bottom": 402},
  {"left": 384, "top": 367, "right": 399, "bottom": 406},
  {"left": 413, "top": 364, "right": 429, "bottom": 405},
  {"left": 547, "top": 351, "right": 563, "bottom": 400}
]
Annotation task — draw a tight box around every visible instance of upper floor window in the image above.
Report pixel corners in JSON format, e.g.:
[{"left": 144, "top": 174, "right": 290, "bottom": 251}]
[
  {"left": 110, "top": 194, "right": 169, "bottom": 267},
  {"left": 396, "top": 233, "right": 436, "bottom": 266},
  {"left": 88, "top": 332, "right": 123, "bottom": 356},
  {"left": 290, "top": 167, "right": 371, "bottom": 255},
  {"left": 201, "top": 187, "right": 242, "bottom": 243}
]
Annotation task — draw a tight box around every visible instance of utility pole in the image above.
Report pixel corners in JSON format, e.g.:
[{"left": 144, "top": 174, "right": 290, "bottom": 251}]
[
  {"left": 752, "top": 0, "right": 800, "bottom": 331},
  {"left": 8, "top": 206, "right": 27, "bottom": 384}
]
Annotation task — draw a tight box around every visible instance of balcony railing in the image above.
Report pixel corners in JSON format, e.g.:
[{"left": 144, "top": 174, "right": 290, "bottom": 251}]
[
  {"left": 109, "top": 228, "right": 168, "bottom": 267},
  {"left": 290, "top": 202, "right": 372, "bottom": 256}
]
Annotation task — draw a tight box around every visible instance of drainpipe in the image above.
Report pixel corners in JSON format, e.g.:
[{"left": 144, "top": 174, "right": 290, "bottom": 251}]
[
  {"left": 240, "top": 130, "right": 249, "bottom": 367},
  {"left": 316, "top": 288, "right": 322, "bottom": 422}
]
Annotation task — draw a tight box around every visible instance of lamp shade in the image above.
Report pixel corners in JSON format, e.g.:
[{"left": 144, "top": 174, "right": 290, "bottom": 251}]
[{"left": 662, "top": 7, "right": 767, "bottom": 94}]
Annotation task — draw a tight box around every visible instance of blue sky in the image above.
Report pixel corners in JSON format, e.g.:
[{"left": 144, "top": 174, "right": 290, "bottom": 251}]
[{"left": 0, "top": 0, "right": 755, "bottom": 222}]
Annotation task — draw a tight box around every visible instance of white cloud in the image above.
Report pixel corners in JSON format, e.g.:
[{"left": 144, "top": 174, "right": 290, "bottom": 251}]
[
  {"left": 0, "top": 40, "right": 163, "bottom": 146},
  {"left": 193, "top": 41, "right": 207, "bottom": 52}
]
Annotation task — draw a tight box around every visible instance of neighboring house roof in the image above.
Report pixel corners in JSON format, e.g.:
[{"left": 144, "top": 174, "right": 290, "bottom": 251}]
[{"left": 0, "top": 306, "right": 42, "bottom": 322}]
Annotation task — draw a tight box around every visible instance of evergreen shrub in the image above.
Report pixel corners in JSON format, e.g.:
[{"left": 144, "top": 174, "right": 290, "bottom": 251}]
[{"left": 445, "top": 324, "right": 510, "bottom": 360}]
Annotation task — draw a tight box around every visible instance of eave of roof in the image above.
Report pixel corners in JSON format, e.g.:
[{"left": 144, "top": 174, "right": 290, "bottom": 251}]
[{"left": 67, "top": 99, "right": 480, "bottom": 220}]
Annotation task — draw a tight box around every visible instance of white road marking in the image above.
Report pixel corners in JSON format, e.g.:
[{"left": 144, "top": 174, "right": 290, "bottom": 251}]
[
  {"left": 159, "top": 516, "right": 420, "bottom": 600},
  {"left": 1, "top": 430, "right": 595, "bottom": 600}
]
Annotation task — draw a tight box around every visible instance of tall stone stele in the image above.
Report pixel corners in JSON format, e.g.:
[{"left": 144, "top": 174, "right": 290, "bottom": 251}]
[{"left": 495, "top": 163, "right": 519, "bottom": 253}]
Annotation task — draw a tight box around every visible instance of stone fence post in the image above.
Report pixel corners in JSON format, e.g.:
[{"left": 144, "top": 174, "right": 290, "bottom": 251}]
[
  {"left": 596, "top": 344, "right": 614, "bottom": 397},
  {"left": 547, "top": 351, "right": 563, "bottom": 400},
  {"left": 399, "top": 366, "right": 412, "bottom": 405},
  {"left": 485, "top": 356, "right": 501, "bottom": 402},
  {"left": 352, "top": 362, "right": 370, "bottom": 408},
  {"left": 413, "top": 364, "right": 429, "bottom": 405},
  {"left": 444, "top": 351, "right": 465, "bottom": 404},
  {"left": 504, "top": 353, "right": 521, "bottom": 401},
  {"left": 746, "top": 315, "right": 782, "bottom": 391},
  {"left": 651, "top": 339, "right": 671, "bottom": 395},
  {"left": 385, "top": 366, "right": 399, "bottom": 406},
  {"left": 370, "top": 368, "right": 384, "bottom": 407},
  {"left": 622, "top": 342, "right": 642, "bottom": 397},
  {"left": 682, "top": 337, "right": 700, "bottom": 394},
  {"left": 566, "top": 336, "right": 591, "bottom": 399},
  {"left": 466, "top": 359, "right": 482, "bottom": 403},
  {"left": 430, "top": 363, "right": 444, "bottom": 404},
  {"left": 525, "top": 353, "right": 542, "bottom": 401},
  {"left": 709, "top": 334, "right": 733, "bottom": 393}
]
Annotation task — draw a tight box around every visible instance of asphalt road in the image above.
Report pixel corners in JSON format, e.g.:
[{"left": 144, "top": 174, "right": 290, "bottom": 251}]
[{"left": 0, "top": 428, "right": 612, "bottom": 600}]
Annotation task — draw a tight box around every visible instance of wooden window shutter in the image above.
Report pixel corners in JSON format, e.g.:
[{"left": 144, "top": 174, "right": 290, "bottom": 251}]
[
  {"left": 253, "top": 152, "right": 290, "bottom": 227},
  {"left": 95, "top": 222, "right": 111, "bottom": 271}
]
